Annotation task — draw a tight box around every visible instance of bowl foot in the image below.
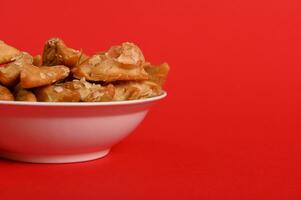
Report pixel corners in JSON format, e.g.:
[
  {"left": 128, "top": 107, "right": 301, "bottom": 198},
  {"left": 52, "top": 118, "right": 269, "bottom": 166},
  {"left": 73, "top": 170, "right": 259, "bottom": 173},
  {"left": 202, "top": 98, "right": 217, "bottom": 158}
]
[{"left": 0, "top": 149, "right": 110, "bottom": 164}]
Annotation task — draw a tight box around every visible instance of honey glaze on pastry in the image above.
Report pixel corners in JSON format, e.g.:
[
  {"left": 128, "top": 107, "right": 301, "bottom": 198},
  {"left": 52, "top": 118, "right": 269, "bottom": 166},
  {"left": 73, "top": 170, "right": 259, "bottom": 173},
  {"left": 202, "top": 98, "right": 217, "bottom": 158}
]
[{"left": 0, "top": 38, "right": 169, "bottom": 102}]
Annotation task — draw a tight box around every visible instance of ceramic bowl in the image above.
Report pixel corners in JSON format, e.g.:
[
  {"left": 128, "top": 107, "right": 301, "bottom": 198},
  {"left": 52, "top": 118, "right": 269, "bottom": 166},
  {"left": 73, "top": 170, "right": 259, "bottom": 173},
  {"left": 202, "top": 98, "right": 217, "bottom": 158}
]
[{"left": 0, "top": 92, "right": 166, "bottom": 163}]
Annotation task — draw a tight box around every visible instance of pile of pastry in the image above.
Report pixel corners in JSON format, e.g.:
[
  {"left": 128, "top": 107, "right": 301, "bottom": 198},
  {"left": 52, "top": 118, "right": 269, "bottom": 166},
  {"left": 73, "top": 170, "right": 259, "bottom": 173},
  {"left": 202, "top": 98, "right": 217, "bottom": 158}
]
[{"left": 0, "top": 38, "right": 169, "bottom": 102}]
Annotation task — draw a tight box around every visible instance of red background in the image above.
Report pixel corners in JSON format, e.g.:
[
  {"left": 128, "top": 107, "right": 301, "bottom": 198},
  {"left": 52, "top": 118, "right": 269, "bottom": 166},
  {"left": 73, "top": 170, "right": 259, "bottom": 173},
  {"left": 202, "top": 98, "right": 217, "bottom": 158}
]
[{"left": 1, "top": 0, "right": 301, "bottom": 199}]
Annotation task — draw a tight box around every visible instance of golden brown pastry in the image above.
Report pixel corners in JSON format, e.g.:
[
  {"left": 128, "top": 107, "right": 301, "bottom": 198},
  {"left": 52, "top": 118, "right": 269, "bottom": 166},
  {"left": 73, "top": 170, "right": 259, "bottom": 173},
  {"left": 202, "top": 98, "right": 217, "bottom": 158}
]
[
  {"left": 14, "top": 84, "right": 37, "bottom": 101},
  {"left": 106, "top": 42, "right": 145, "bottom": 66},
  {"left": 0, "top": 52, "right": 33, "bottom": 87},
  {"left": 143, "top": 62, "right": 170, "bottom": 86},
  {"left": 63, "top": 79, "right": 115, "bottom": 102},
  {"left": 113, "top": 81, "right": 161, "bottom": 101},
  {"left": 35, "top": 79, "right": 115, "bottom": 102},
  {"left": 35, "top": 85, "right": 81, "bottom": 102},
  {"left": 20, "top": 64, "right": 70, "bottom": 89},
  {"left": 33, "top": 55, "right": 42, "bottom": 66},
  {"left": 72, "top": 42, "right": 149, "bottom": 82},
  {"left": 0, "top": 41, "right": 21, "bottom": 64},
  {"left": 0, "top": 38, "right": 169, "bottom": 102},
  {"left": 0, "top": 85, "right": 14, "bottom": 101},
  {"left": 42, "top": 38, "right": 87, "bottom": 67}
]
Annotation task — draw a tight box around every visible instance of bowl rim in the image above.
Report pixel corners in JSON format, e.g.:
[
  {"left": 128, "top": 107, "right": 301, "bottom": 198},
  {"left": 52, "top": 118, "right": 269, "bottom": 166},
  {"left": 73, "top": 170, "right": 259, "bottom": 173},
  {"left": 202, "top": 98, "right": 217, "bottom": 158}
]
[{"left": 0, "top": 91, "right": 167, "bottom": 107}]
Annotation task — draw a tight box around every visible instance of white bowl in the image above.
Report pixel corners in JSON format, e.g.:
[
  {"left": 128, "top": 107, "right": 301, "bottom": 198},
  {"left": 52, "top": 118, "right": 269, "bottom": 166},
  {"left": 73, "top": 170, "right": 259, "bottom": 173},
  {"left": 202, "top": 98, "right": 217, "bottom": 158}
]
[{"left": 0, "top": 92, "right": 166, "bottom": 163}]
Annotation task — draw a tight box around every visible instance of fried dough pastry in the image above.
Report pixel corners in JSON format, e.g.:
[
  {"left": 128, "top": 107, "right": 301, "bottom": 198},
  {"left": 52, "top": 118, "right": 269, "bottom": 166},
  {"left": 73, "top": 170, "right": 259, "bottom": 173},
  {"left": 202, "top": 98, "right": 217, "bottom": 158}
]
[
  {"left": 0, "top": 38, "right": 169, "bottom": 102},
  {"left": 64, "top": 79, "right": 115, "bottom": 102},
  {"left": 14, "top": 84, "right": 37, "bottom": 101},
  {"left": 35, "top": 79, "right": 115, "bottom": 102},
  {"left": 35, "top": 85, "right": 81, "bottom": 102},
  {"left": 20, "top": 64, "right": 70, "bottom": 89},
  {"left": 72, "top": 42, "right": 148, "bottom": 82},
  {"left": 114, "top": 81, "right": 161, "bottom": 101},
  {"left": 33, "top": 55, "right": 42, "bottom": 66},
  {"left": 43, "top": 38, "right": 87, "bottom": 67},
  {"left": 0, "top": 41, "right": 20, "bottom": 64},
  {"left": 106, "top": 42, "right": 145, "bottom": 66},
  {"left": 0, "top": 85, "right": 14, "bottom": 101},
  {"left": 0, "top": 52, "right": 33, "bottom": 87},
  {"left": 143, "top": 62, "right": 170, "bottom": 86}
]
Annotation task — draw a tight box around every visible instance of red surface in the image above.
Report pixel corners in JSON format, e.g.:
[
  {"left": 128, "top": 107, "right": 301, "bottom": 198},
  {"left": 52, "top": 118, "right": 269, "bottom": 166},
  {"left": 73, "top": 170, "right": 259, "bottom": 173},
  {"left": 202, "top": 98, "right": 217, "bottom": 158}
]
[{"left": 1, "top": 0, "right": 301, "bottom": 199}]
